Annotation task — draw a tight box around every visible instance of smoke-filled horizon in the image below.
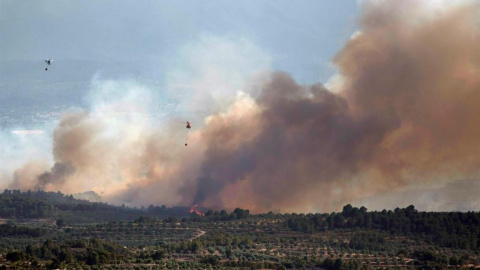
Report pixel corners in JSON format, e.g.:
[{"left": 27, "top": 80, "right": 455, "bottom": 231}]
[{"left": 3, "top": 0, "right": 480, "bottom": 213}]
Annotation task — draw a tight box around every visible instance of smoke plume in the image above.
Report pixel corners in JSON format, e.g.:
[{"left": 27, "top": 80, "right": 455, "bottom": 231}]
[
  {"left": 36, "top": 162, "right": 75, "bottom": 190},
  {"left": 6, "top": 0, "right": 480, "bottom": 212},
  {"left": 179, "top": 1, "right": 480, "bottom": 212}
]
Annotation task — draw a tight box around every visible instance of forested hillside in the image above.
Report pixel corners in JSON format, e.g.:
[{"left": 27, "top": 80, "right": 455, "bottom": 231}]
[
  {"left": 286, "top": 204, "right": 480, "bottom": 250},
  {"left": 0, "top": 189, "right": 192, "bottom": 222},
  {"left": 1, "top": 191, "right": 480, "bottom": 269}
]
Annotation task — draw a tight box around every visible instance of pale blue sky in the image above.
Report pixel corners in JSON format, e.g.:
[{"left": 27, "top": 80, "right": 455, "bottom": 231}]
[{"left": 0, "top": 1, "right": 359, "bottom": 84}]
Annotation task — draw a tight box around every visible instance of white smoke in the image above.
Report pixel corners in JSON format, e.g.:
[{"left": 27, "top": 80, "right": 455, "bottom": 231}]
[{"left": 2, "top": 35, "right": 272, "bottom": 208}]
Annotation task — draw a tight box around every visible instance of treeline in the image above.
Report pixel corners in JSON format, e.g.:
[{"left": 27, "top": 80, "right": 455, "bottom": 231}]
[
  {"left": 0, "top": 224, "right": 46, "bottom": 237},
  {"left": 0, "top": 192, "right": 55, "bottom": 218},
  {"left": 348, "top": 232, "right": 386, "bottom": 251},
  {"left": 0, "top": 189, "right": 135, "bottom": 220},
  {"left": 1, "top": 189, "right": 251, "bottom": 221},
  {"left": 145, "top": 204, "right": 198, "bottom": 217},
  {"left": 203, "top": 208, "right": 250, "bottom": 221},
  {"left": 0, "top": 190, "right": 203, "bottom": 221},
  {"left": 6, "top": 238, "right": 285, "bottom": 269},
  {"left": 147, "top": 205, "right": 250, "bottom": 221},
  {"left": 5, "top": 238, "right": 131, "bottom": 268},
  {"left": 287, "top": 204, "right": 480, "bottom": 250}
]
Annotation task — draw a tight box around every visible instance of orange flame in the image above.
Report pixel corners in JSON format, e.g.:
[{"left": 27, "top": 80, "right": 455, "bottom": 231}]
[{"left": 189, "top": 204, "right": 205, "bottom": 216}]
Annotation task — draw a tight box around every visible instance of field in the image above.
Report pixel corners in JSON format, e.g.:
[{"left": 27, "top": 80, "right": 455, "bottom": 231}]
[{"left": 0, "top": 191, "right": 479, "bottom": 269}]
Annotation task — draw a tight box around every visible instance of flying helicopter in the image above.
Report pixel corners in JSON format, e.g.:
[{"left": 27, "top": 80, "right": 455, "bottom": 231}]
[
  {"left": 44, "top": 59, "right": 53, "bottom": 71},
  {"left": 182, "top": 121, "right": 191, "bottom": 146}
]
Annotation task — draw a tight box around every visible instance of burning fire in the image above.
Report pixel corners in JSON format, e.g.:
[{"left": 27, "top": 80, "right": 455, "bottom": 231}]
[{"left": 189, "top": 204, "right": 205, "bottom": 216}]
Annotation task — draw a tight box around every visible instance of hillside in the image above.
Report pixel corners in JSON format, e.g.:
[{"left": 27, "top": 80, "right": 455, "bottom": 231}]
[
  {"left": 0, "top": 191, "right": 479, "bottom": 269},
  {"left": 0, "top": 189, "right": 192, "bottom": 223}
]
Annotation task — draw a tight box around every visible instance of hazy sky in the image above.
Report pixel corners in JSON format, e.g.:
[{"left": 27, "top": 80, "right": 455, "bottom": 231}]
[
  {"left": 0, "top": 0, "right": 358, "bottom": 84},
  {"left": 3, "top": 0, "right": 479, "bottom": 213}
]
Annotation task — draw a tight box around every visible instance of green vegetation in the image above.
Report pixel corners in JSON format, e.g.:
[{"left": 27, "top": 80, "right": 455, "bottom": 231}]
[
  {"left": 0, "top": 190, "right": 480, "bottom": 269},
  {"left": 286, "top": 204, "right": 480, "bottom": 250}
]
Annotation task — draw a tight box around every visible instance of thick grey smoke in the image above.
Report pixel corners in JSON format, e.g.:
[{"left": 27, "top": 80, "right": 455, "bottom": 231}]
[
  {"left": 36, "top": 162, "right": 75, "bottom": 190},
  {"left": 7, "top": 0, "right": 480, "bottom": 213},
  {"left": 180, "top": 0, "right": 480, "bottom": 212},
  {"left": 186, "top": 74, "right": 374, "bottom": 211}
]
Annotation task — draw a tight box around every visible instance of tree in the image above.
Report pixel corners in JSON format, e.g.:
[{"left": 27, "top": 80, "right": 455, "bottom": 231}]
[
  {"left": 449, "top": 256, "right": 459, "bottom": 266},
  {"left": 201, "top": 255, "right": 219, "bottom": 265},
  {"left": 86, "top": 251, "right": 100, "bottom": 265},
  {"left": 56, "top": 218, "right": 65, "bottom": 228},
  {"left": 191, "top": 241, "right": 202, "bottom": 253},
  {"left": 6, "top": 251, "right": 23, "bottom": 262},
  {"left": 152, "top": 250, "right": 165, "bottom": 260},
  {"left": 333, "top": 258, "right": 343, "bottom": 270},
  {"left": 225, "top": 249, "right": 233, "bottom": 259},
  {"left": 342, "top": 204, "right": 354, "bottom": 217}
]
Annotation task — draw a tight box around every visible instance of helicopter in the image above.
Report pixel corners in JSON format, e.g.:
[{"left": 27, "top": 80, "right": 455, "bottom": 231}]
[
  {"left": 44, "top": 59, "right": 53, "bottom": 71},
  {"left": 182, "top": 121, "right": 191, "bottom": 146}
]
